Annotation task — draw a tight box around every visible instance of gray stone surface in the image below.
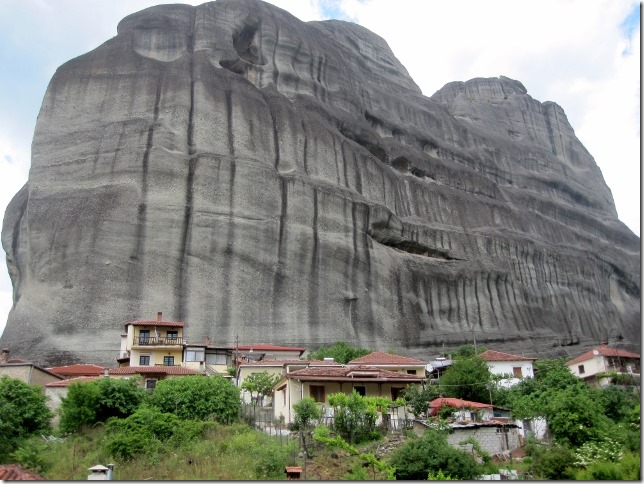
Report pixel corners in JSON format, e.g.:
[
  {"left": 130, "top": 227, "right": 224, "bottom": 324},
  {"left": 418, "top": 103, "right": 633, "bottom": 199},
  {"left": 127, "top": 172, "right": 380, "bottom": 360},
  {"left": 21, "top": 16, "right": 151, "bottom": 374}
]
[{"left": 1, "top": 0, "right": 639, "bottom": 365}]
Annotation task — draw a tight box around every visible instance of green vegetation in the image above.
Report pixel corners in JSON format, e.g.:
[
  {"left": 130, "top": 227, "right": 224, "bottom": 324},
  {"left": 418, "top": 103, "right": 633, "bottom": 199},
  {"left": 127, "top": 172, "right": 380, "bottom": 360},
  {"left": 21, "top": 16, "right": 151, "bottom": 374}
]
[
  {"left": 437, "top": 354, "right": 493, "bottom": 403},
  {"left": 389, "top": 427, "right": 482, "bottom": 480},
  {"left": 60, "top": 377, "right": 146, "bottom": 433},
  {"left": 148, "top": 375, "right": 240, "bottom": 423},
  {"left": 241, "top": 371, "right": 280, "bottom": 407},
  {"left": 0, "top": 375, "right": 52, "bottom": 460},
  {"left": 1, "top": 348, "right": 640, "bottom": 480},
  {"left": 307, "top": 341, "right": 371, "bottom": 364}
]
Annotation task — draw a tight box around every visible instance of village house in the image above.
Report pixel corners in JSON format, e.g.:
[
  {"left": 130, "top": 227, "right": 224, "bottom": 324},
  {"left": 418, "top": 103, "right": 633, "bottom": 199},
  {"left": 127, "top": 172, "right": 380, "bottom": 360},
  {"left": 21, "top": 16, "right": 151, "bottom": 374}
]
[
  {"left": 0, "top": 348, "right": 64, "bottom": 387},
  {"left": 118, "top": 312, "right": 185, "bottom": 369},
  {"left": 237, "top": 359, "right": 340, "bottom": 405},
  {"left": 566, "top": 343, "right": 640, "bottom": 388},
  {"left": 419, "top": 397, "right": 521, "bottom": 455},
  {"left": 182, "top": 340, "right": 233, "bottom": 377},
  {"left": 272, "top": 364, "right": 424, "bottom": 425},
  {"left": 347, "top": 351, "right": 427, "bottom": 376},
  {"left": 108, "top": 365, "right": 201, "bottom": 391},
  {"left": 478, "top": 349, "right": 536, "bottom": 388},
  {"left": 47, "top": 364, "right": 106, "bottom": 378}
]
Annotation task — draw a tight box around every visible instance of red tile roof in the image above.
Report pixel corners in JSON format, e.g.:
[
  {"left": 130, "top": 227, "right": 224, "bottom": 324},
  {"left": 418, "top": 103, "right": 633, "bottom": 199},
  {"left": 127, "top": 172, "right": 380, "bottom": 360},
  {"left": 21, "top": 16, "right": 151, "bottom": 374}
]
[
  {"left": 108, "top": 366, "right": 199, "bottom": 376},
  {"left": 429, "top": 397, "right": 493, "bottom": 409},
  {"left": 286, "top": 364, "right": 424, "bottom": 382},
  {"left": 240, "top": 359, "right": 340, "bottom": 368},
  {"left": 566, "top": 345, "right": 641, "bottom": 366},
  {"left": 348, "top": 351, "right": 426, "bottom": 366},
  {"left": 45, "top": 376, "right": 101, "bottom": 387},
  {"left": 125, "top": 320, "right": 184, "bottom": 328},
  {"left": 236, "top": 344, "right": 306, "bottom": 353},
  {"left": 479, "top": 350, "right": 536, "bottom": 362},
  {"left": 0, "top": 464, "right": 45, "bottom": 480},
  {"left": 47, "top": 364, "right": 105, "bottom": 376}
]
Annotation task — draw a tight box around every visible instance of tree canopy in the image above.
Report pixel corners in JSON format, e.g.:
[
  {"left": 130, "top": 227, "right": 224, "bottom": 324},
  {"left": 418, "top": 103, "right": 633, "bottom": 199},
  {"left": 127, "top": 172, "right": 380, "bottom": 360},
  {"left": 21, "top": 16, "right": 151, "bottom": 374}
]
[
  {"left": 0, "top": 376, "right": 52, "bottom": 459},
  {"left": 438, "top": 355, "right": 493, "bottom": 403},
  {"left": 149, "top": 375, "right": 240, "bottom": 423},
  {"left": 307, "top": 342, "right": 370, "bottom": 364},
  {"left": 59, "top": 377, "right": 146, "bottom": 433}
]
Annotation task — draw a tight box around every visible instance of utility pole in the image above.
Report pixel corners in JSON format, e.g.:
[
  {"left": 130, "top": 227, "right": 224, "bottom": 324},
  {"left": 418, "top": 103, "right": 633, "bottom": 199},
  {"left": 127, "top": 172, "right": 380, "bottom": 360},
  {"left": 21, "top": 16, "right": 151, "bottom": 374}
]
[
  {"left": 471, "top": 327, "right": 477, "bottom": 354},
  {"left": 234, "top": 334, "right": 239, "bottom": 368}
]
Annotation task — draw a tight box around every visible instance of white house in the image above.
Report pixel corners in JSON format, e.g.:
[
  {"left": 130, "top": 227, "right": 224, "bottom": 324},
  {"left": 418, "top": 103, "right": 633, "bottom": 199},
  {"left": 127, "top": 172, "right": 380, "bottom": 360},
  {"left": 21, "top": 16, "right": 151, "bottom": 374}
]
[
  {"left": 478, "top": 350, "right": 547, "bottom": 440},
  {"left": 566, "top": 344, "right": 640, "bottom": 388},
  {"left": 479, "top": 349, "right": 536, "bottom": 388}
]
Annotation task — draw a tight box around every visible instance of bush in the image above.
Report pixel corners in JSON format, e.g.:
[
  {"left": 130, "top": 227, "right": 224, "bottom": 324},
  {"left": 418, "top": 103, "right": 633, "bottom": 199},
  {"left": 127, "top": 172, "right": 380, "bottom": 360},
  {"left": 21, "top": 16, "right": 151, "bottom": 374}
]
[
  {"left": 526, "top": 443, "right": 576, "bottom": 480},
  {"left": 59, "top": 377, "right": 146, "bottom": 433},
  {"left": 307, "top": 342, "right": 371, "bottom": 364},
  {"left": 292, "top": 397, "right": 321, "bottom": 430},
  {"left": 328, "top": 391, "right": 380, "bottom": 444},
  {"left": 10, "top": 438, "right": 50, "bottom": 473},
  {"left": 104, "top": 406, "right": 209, "bottom": 459},
  {"left": 0, "top": 375, "right": 52, "bottom": 459},
  {"left": 149, "top": 375, "right": 240, "bottom": 423},
  {"left": 389, "top": 428, "right": 481, "bottom": 480}
]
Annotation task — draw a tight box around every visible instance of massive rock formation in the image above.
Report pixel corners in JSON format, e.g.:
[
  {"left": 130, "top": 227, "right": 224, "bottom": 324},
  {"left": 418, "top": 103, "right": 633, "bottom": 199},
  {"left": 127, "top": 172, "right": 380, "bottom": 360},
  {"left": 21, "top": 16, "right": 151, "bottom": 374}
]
[{"left": 1, "top": 0, "right": 639, "bottom": 365}]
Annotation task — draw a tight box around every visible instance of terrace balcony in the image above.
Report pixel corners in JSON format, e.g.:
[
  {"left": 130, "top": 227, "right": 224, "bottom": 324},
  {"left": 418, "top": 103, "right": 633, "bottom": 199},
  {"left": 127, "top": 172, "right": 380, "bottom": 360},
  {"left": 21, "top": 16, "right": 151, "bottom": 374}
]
[{"left": 132, "top": 336, "right": 184, "bottom": 347}]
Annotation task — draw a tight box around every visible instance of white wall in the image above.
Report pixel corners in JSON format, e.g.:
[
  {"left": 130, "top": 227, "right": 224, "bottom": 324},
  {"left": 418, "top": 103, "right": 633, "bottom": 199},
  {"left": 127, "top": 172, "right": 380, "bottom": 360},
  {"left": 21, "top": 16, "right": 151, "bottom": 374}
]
[{"left": 486, "top": 361, "right": 534, "bottom": 388}]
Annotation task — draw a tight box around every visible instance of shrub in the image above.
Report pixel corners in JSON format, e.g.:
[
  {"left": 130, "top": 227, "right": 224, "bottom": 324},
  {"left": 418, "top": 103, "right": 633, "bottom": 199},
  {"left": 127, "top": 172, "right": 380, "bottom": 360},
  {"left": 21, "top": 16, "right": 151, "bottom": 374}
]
[
  {"left": 0, "top": 375, "right": 52, "bottom": 459},
  {"left": 328, "top": 391, "right": 380, "bottom": 444},
  {"left": 59, "top": 377, "right": 145, "bottom": 433},
  {"left": 10, "top": 438, "right": 50, "bottom": 473},
  {"left": 149, "top": 375, "right": 240, "bottom": 422},
  {"left": 104, "top": 406, "right": 209, "bottom": 459},
  {"left": 527, "top": 443, "right": 576, "bottom": 480},
  {"left": 388, "top": 428, "right": 481, "bottom": 480},
  {"left": 307, "top": 342, "right": 370, "bottom": 364},
  {"left": 292, "top": 397, "right": 321, "bottom": 430}
]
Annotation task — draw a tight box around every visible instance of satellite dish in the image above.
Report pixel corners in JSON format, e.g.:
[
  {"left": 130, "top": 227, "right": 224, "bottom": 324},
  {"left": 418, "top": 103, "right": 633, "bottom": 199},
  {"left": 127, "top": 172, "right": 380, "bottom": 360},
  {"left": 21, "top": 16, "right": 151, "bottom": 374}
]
[{"left": 592, "top": 350, "right": 599, "bottom": 355}]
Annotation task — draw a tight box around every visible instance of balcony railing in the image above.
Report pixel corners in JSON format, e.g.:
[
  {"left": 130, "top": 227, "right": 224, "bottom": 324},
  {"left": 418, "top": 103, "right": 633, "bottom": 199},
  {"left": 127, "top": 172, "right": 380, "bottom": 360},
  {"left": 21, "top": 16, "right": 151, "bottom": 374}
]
[{"left": 134, "top": 336, "right": 183, "bottom": 346}]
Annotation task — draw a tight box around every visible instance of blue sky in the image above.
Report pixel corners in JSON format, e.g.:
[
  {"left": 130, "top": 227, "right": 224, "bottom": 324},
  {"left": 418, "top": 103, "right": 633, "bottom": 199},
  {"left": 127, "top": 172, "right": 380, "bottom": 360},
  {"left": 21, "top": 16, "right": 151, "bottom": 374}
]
[{"left": 0, "top": 0, "right": 640, "bottom": 337}]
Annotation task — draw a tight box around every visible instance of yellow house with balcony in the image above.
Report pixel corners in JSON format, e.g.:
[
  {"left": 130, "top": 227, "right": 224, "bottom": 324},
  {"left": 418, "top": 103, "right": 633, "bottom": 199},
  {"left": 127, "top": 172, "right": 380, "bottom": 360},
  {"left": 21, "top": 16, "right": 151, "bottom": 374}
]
[{"left": 119, "top": 312, "right": 184, "bottom": 368}]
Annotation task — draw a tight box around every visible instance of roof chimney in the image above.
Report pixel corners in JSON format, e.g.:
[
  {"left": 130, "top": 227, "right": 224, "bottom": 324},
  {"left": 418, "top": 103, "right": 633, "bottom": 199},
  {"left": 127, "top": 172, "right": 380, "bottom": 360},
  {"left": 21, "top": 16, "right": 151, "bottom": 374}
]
[
  {"left": 157, "top": 312, "right": 163, "bottom": 322},
  {"left": 0, "top": 348, "right": 9, "bottom": 363}
]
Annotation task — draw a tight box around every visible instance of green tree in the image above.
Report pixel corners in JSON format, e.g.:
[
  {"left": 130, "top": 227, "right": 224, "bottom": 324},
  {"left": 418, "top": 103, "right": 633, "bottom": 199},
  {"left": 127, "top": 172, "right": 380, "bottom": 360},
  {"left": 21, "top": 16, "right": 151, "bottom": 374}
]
[
  {"left": 241, "top": 371, "right": 280, "bottom": 407},
  {"left": 389, "top": 428, "right": 482, "bottom": 480},
  {"left": 59, "top": 377, "right": 146, "bottom": 433},
  {"left": 327, "top": 391, "right": 380, "bottom": 444},
  {"left": 149, "top": 375, "right": 240, "bottom": 423},
  {"left": 507, "top": 359, "right": 611, "bottom": 447},
  {"left": 307, "top": 342, "right": 370, "bottom": 364},
  {"left": 438, "top": 355, "right": 492, "bottom": 403},
  {"left": 0, "top": 376, "right": 52, "bottom": 460},
  {"left": 403, "top": 384, "right": 439, "bottom": 418},
  {"left": 292, "top": 397, "right": 321, "bottom": 430}
]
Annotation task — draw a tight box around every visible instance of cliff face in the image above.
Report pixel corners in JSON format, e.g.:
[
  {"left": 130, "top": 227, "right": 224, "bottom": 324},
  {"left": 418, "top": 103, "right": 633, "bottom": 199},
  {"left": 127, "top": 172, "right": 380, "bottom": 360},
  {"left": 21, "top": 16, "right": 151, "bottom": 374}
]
[{"left": 1, "top": 0, "right": 639, "bottom": 365}]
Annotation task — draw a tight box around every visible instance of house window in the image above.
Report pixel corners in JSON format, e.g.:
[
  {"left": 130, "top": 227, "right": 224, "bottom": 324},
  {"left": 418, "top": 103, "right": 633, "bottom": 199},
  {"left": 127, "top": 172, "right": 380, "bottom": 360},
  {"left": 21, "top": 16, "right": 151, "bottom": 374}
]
[
  {"left": 310, "top": 385, "right": 325, "bottom": 403},
  {"left": 407, "top": 369, "right": 417, "bottom": 375},
  {"left": 578, "top": 364, "right": 585, "bottom": 374},
  {"left": 139, "top": 355, "right": 150, "bottom": 366},
  {"left": 353, "top": 386, "right": 366, "bottom": 396},
  {"left": 166, "top": 331, "right": 178, "bottom": 341},
  {"left": 391, "top": 388, "right": 404, "bottom": 400},
  {"left": 145, "top": 379, "right": 157, "bottom": 393},
  {"left": 139, "top": 330, "right": 150, "bottom": 344},
  {"left": 205, "top": 351, "right": 228, "bottom": 365},
  {"left": 185, "top": 349, "right": 205, "bottom": 362},
  {"left": 163, "top": 356, "right": 175, "bottom": 366},
  {"left": 512, "top": 367, "right": 522, "bottom": 378}
]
